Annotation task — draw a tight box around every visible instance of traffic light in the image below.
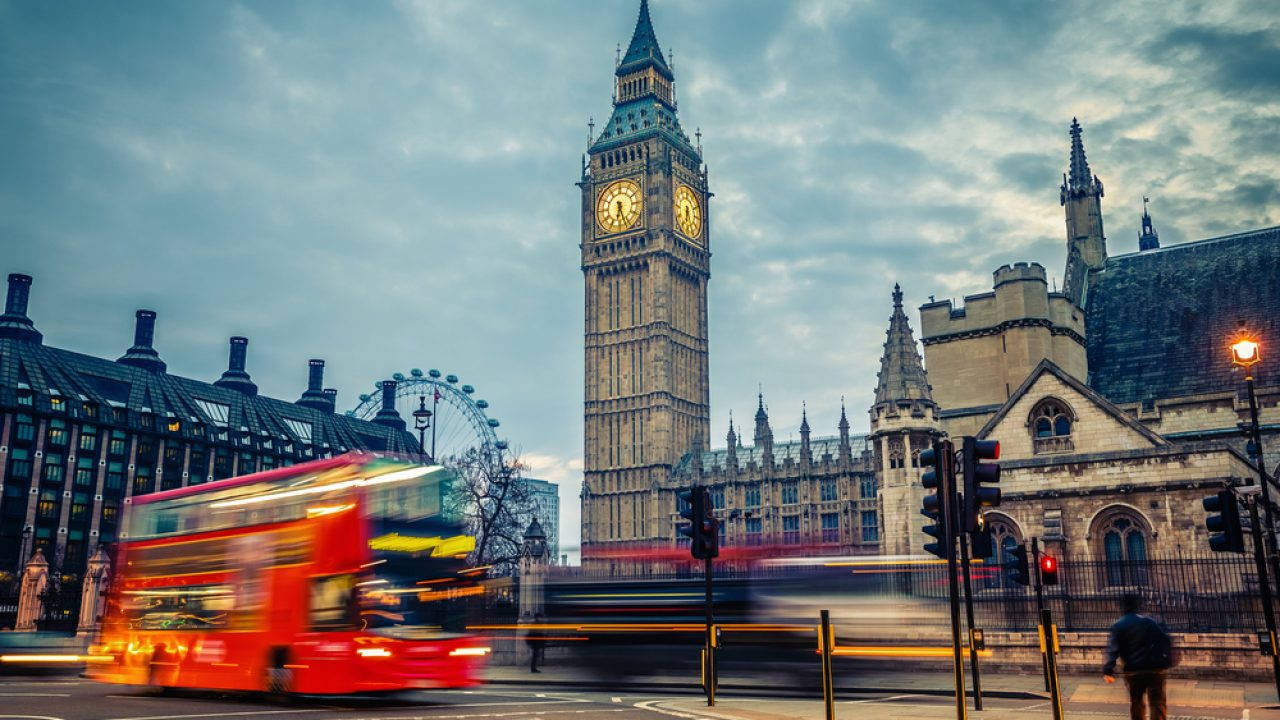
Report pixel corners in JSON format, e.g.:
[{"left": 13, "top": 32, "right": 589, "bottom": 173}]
[
  {"left": 961, "top": 438, "right": 1001, "bottom": 535},
  {"left": 1039, "top": 554, "right": 1059, "bottom": 586},
  {"left": 678, "top": 487, "right": 719, "bottom": 560},
  {"left": 1005, "top": 543, "right": 1030, "bottom": 586},
  {"left": 919, "top": 444, "right": 949, "bottom": 560},
  {"left": 1203, "top": 489, "right": 1245, "bottom": 553}
]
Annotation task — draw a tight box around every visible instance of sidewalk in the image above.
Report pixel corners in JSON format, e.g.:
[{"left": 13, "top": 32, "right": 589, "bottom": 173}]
[{"left": 485, "top": 664, "right": 1280, "bottom": 718}]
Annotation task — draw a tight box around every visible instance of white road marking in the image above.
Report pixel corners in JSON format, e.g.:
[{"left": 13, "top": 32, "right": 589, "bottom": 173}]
[
  {"left": 0, "top": 715, "right": 68, "bottom": 720},
  {"left": 0, "top": 695, "right": 71, "bottom": 698},
  {"left": 103, "top": 711, "right": 325, "bottom": 720},
  {"left": 611, "top": 697, "right": 622, "bottom": 703}
]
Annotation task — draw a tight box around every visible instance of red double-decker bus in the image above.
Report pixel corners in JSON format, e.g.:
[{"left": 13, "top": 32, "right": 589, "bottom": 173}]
[{"left": 89, "top": 453, "right": 490, "bottom": 695}]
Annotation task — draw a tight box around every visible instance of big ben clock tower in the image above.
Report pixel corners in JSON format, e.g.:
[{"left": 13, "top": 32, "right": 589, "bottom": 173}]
[{"left": 580, "top": 0, "right": 710, "bottom": 564}]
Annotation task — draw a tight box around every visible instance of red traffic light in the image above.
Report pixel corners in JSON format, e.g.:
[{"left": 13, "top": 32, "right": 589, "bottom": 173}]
[{"left": 1040, "top": 556, "right": 1056, "bottom": 572}]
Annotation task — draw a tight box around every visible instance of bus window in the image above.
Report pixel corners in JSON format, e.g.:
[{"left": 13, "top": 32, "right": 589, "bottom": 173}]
[
  {"left": 122, "top": 585, "right": 233, "bottom": 631},
  {"left": 310, "top": 574, "right": 356, "bottom": 630}
]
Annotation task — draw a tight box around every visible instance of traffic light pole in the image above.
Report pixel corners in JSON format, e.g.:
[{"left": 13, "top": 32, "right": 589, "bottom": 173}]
[
  {"left": 1032, "top": 538, "right": 1063, "bottom": 720},
  {"left": 1031, "top": 538, "right": 1049, "bottom": 692},
  {"left": 1247, "top": 498, "right": 1280, "bottom": 701},
  {"left": 939, "top": 442, "right": 968, "bottom": 720},
  {"left": 958, "top": 530, "right": 983, "bottom": 710},
  {"left": 704, "top": 550, "right": 715, "bottom": 707},
  {"left": 1244, "top": 374, "right": 1280, "bottom": 635}
]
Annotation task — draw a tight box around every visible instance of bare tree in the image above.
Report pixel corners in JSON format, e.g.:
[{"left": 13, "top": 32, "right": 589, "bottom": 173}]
[{"left": 443, "top": 447, "right": 534, "bottom": 575}]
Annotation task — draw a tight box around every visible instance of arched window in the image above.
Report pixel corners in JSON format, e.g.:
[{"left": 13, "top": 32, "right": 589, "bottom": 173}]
[
  {"left": 887, "top": 440, "right": 905, "bottom": 470},
  {"left": 1030, "top": 398, "right": 1075, "bottom": 453},
  {"left": 1093, "top": 509, "right": 1151, "bottom": 587},
  {"left": 983, "top": 517, "right": 1022, "bottom": 589}
]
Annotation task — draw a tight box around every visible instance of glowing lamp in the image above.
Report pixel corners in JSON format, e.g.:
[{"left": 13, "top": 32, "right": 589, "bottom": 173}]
[{"left": 1232, "top": 338, "right": 1261, "bottom": 368}]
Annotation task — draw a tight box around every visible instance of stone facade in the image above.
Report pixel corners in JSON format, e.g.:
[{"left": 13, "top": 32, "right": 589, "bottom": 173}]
[
  {"left": 668, "top": 399, "right": 880, "bottom": 558},
  {"left": 580, "top": 0, "right": 710, "bottom": 563},
  {"left": 901, "top": 119, "right": 1280, "bottom": 567}
]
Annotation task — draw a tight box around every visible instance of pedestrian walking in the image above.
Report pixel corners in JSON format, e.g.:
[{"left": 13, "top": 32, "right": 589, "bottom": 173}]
[
  {"left": 1103, "top": 593, "right": 1176, "bottom": 720},
  {"left": 527, "top": 613, "right": 547, "bottom": 673}
]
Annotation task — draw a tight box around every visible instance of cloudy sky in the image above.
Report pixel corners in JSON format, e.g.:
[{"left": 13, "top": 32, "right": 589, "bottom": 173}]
[{"left": 2, "top": 0, "right": 1277, "bottom": 560}]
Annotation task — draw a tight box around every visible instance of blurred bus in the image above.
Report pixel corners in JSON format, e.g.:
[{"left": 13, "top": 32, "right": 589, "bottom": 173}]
[{"left": 89, "top": 453, "right": 490, "bottom": 695}]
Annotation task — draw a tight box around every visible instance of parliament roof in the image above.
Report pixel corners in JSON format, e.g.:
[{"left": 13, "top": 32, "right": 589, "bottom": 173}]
[{"left": 1085, "top": 225, "right": 1280, "bottom": 404}]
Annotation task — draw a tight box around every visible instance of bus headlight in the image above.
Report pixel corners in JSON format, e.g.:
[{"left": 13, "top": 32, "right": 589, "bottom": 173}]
[
  {"left": 356, "top": 647, "right": 392, "bottom": 658},
  {"left": 448, "top": 647, "right": 490, "bottom": 657}
]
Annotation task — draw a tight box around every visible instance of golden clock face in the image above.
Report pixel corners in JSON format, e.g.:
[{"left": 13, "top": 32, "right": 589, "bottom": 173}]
[
  {"left": 596, "top": 180, "right": 643, "bottom": 234},
  {"left": 674, "top": 184, "right": 702, "bottom": 240}
]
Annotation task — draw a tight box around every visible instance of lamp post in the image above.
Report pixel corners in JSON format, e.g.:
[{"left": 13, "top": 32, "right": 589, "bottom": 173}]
[
  {"left": 412, "top": 395, "right": 433, "bottom": 464},
  {"left": 1232, "top": 334, "right": 1280, "bottom": 626}
]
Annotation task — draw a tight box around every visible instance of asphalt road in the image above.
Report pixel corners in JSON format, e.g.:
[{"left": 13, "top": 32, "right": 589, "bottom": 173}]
[
  {"left": 0, "top": 678, "right": 667, "bottom": 720},
  {"left": 0, "top": 676, "right": 1265, "bottom": 720}
]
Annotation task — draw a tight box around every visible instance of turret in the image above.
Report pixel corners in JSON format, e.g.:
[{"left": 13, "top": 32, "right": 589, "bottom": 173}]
[
  {"left": 753, "top": 392, "right": 773, "bottom": 467},
  {"left": 799, "top": 404, "right": 812, "bottom": 467},
  {"left": 1139, "top": 198, "right": 1160, "bottom": 251},
  {"left": 725, "top": 414, "right": 738, "bottom": 473},
  {"left": 838, "top": 400, "right": 852, "bottom": 465},
  {"left": 116, "top": 310, "right": 166, "bottom": 373},
  {"left": 1061, "top": 118, "right": 1107, "bottom": 303}
]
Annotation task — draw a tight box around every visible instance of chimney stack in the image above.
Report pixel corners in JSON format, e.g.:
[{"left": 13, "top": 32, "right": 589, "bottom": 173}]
[
  {"left": 296, "top": 359, "right": 332, "bottom": 412},
  {"left": 322, "top": 388, "right": 338, "bottom": 412},
  {"left": 213, "top": 336, "right": 258, "bottom": 395},
  {"left": 372, "top": 379, "right": 406, "bottom": 430},
  {"left": 0, "top": 274, "right": 42, "bottom": 343},
  {"left": 117, "top": 310, "right": 166, "bottom": 373}
]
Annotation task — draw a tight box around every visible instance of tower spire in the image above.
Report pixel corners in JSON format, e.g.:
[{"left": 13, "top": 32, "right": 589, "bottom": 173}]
[
  {"left": 619, "top": 0, "right": 670, "bottom": 78},
  {"left": 1068, "top": 118, "right": 1091, "bottom": 192},
  {"left": 873, "top": 284, "right": 935, "bottom": 407},
  {"left": 1060, "top": 118, "right": 1107, "bottom": 304},
  {"left": 1139, "top": 196, "right": 1160, "bottom": 251}
]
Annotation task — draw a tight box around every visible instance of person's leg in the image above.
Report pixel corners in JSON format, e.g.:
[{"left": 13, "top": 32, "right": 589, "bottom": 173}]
[
  {"left": 1125, "top": 674, "right": 1146, "bottom": 720},
  {"left": 1148, "top": 672, "right": 1167, "bottom": 720},
  {"left": 529, "top": 644, "right": 538, "bottom": 672}
]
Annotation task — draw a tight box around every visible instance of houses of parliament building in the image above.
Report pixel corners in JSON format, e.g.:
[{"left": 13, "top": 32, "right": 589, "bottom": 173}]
[{"left": 579, "top": 1, "right": 1279, "bottom": 571}]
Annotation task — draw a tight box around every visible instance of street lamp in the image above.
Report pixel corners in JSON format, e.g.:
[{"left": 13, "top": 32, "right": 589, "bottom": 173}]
[
  {"left": 412, "top": 395, "right": 433, "bottom": 464},
  {"left": 1232, "top": 337, "right": 1262, "bottom": 370}
]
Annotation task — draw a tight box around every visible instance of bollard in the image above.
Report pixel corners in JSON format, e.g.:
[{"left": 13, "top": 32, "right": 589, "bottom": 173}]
[{"left": 820, "top": 610, "right": 835, "bottom": 720}]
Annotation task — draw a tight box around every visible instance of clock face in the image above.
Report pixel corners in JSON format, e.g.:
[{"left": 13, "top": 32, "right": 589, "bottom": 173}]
[
  {"left": 596, "top": 180, "right": 643, "bottom": 234},
  {"left": 674, "top": 184, "right": 702, "bottom": 240}
]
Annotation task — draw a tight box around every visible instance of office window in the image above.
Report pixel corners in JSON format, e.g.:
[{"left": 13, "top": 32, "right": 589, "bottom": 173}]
[
  {"left": 745, "top": 517, "right": 762, "bottom": 545},
  {"left": 783, "top": 515, "right": 800, "bottom": 544},
  {"left": 79, "top": 425, "right": 98, "bottom": 452},
  {"left": 42, "top": 453, "right": 65, "bottom": 484},
  {"left": 861, "top": 511, "right": 879, "bottom": 543},
  {"left": 745, "top": 486, "right": 760, "bottom": 508},
  {"left": 712, "top": 488, "right": 725, "bottom": 509},
  {"left": 821, "top": 478, "right": 838, "bottom": 502},
  {"left": 46, "top": 419, "right": 68, "bottom": 447},
  {"left": 75, "top": 457, "right": 95, "bottom": 487},
  {"left": 821, "top": 513, "right": 840, "bottom": 543},
  {"left": 13, "top": 414, "right": 35, "bottom": 444},
  {"left": 108, "top": 431, "right": 127, "bottom": 457},
  {"left": 133, "top": 466, "right": 153, "bottom": 496},
  {"left": 105, "top": 462, "right": 124, "bottom": 491},
  {"left": 16, "top": 390, "right": 34, "bottom": 407},
  {"left": 70, "top": 492, "right": 89, "bottom": 522},
  {"left": 7, "top": 448, "right": 31, "bottom": 479},
  {"left": 37, "top": 489, "right": 58, "bottom": 519},
  {"left": 49, "top": 396, "right": 65, "bottom": 413}
]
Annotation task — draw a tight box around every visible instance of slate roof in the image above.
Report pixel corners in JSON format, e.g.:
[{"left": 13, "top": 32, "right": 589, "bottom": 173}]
[
  {"left": 1084, "top": 226, "right": 1280, "bottom": 404},
  {"left": 0, "top": 336, "right": 418, "bottom": 453}
]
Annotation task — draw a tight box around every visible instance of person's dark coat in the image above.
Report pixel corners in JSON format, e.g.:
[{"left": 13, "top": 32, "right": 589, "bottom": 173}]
[{"left": 1103, "top": 612, "right": 1175, "bottom": 675}]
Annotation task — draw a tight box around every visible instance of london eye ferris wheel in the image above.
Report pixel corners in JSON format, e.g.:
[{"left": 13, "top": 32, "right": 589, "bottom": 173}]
[{"left": 347, "top": 368, "right": 505, "bottom": 465}]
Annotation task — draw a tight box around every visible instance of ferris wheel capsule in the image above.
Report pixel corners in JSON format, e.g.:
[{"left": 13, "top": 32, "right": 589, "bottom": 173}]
[
  {"left": 411, "top": 368, "right": 423, "bottom": 377},
  {"left": 429, "top": 369, "right": 442, "bottom": 378},
  {"left": 446, "top": 374, "right": 459, "bottom": 383},
  {"left": 393, "top": 372, "right": 405, "bottom": 381},
  {"left": 359, "top": 394, "right": 371, "bottom": 402},
  {"left": 462, "top": 385, "right": 474, "bottom": 394},
  {"left": 487, "top": 419, "right": 500, "bottom": 428},
  {"left": 476, "top": 400, "right": 489, "bottom": 409}
]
